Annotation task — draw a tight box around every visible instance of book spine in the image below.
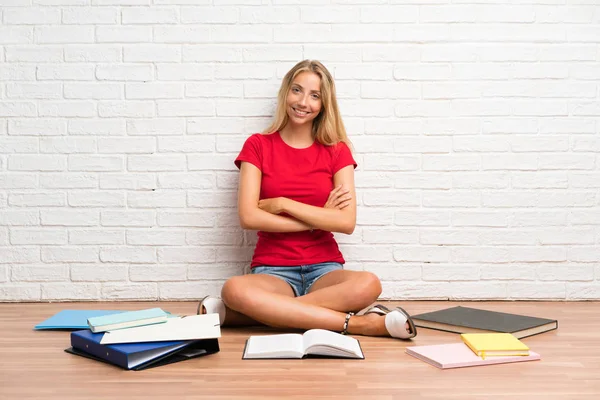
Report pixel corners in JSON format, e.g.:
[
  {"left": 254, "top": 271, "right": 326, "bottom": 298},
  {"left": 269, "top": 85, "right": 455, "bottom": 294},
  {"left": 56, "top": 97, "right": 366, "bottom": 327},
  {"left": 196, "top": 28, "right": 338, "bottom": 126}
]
[
  {"left": 461, "top": 340, "right": 482, "bottom": 359},
  {"left": 71, "top": 333, "right": 129, "bottom": 369}
]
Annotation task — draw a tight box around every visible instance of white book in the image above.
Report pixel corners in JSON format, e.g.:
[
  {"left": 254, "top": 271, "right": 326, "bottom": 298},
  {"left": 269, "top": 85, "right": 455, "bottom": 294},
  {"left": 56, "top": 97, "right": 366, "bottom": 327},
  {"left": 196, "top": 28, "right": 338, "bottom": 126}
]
[
  {"left": 100, "top": 314, "right": 221, "bottom": 344},
  {"left": 242, "top": 329, "right": 364, "bottom": 359}
]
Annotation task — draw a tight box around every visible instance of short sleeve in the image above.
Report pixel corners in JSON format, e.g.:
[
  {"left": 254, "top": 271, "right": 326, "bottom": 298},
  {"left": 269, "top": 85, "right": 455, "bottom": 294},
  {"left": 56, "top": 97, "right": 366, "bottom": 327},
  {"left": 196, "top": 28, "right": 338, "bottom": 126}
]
[
  {"left": 332, "top": 142, "right": 357, "bottom": 174},
  {"left": 234, "top": 134, "right": 263, "bottom": 171}
]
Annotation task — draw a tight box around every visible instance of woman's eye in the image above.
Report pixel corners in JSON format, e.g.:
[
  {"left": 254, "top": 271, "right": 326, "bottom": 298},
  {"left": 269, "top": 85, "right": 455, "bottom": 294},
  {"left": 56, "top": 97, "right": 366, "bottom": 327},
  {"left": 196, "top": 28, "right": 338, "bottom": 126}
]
[
  {"left": 312, "top": 94, "right": 320, "bottom": 99},
  {"left": 292, "top": 87, "right": 300, "bottom": 93}
]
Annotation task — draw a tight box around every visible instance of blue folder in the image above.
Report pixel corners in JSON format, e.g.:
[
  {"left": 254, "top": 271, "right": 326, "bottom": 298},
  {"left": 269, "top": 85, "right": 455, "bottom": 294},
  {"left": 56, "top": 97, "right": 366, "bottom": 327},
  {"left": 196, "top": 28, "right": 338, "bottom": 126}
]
[
  {"left": 34, "top": 310, "right": 122, "bottom": 330},
  {"left": 66, "top": 329, "right": 220, "bottom": 370}
]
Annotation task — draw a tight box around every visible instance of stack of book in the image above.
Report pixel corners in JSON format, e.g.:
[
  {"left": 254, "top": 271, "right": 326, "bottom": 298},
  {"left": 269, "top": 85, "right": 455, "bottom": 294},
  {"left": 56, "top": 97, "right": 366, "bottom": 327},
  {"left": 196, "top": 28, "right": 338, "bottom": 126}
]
[
  {"left": 406, "top": 332, "right": 540, "bottom": 369},
  {"left": 405, "top": 306, "right": 556, "bottom": 370},
  {"left": 410, "top": 306, "right": 558, "bottom": 338},
  {"left": 61, "top": 308, "right": 221, "bottom": 370}
]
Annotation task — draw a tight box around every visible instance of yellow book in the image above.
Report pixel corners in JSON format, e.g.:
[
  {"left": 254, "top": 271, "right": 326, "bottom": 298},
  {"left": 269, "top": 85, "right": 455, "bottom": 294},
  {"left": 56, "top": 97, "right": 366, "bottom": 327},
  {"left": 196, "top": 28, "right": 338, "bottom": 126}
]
[{"left": 460, "top": 333, "right": 529, "bottom": 360}]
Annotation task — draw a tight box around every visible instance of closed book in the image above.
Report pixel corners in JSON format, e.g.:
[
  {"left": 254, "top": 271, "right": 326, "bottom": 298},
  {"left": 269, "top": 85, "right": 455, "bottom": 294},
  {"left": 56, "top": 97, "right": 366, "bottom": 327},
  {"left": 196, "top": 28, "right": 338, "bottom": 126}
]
[
  {"left": 99, "top": 314, "right": 221, "bottom": 344},
  {"left": 406, "top": 343, "right": 541, "bottom": 369},
  {"left": 87, "top": 308, "right": 168, "bottom": 333},
  {"left": 411, "top": 306, "right": 558, "bottom": 339},
  {"left": 66, "top": 329, "right": 219, "bottom": 370},
  {"left": 35, "top": 310, "right": 122, "bottom": 330},
  {"left": 461, "top": 333, "right": 529, "bottom": 359}
]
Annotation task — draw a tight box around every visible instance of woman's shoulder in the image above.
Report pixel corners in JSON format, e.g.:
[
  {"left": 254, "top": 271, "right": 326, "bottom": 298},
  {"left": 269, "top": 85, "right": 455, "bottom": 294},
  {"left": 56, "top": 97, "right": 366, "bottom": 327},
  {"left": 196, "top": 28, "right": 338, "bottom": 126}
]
[
  {"left": 322, "top": 139, "right": 352, "bottom": 156},
  {"left": 246, "top": 132, "right": 277, "bottom": 144}
]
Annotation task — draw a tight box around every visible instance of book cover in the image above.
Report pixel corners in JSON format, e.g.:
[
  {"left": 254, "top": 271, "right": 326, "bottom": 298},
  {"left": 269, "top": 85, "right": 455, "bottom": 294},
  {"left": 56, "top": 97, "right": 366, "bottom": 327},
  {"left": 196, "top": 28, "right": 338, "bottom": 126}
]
[
  {"left": 411, "top": 306, "right": 558, "bottom": 338},
  {"left": 99, "top": 314, "right": 221, "bottom": 344},
  {"left": 67, "top": 329, "right": 219, "bottom": 370},
  {"left": 34, "top": 310, "right": 122, "bottom": 330},
  {"left": 461, "top": 333, "right": 529, "bottom": 359},
  {"left": 87, "top": 308, "right": 168, "bottom": 333},
  {"left": 406, "top": 343, "right": 541, "bottom": 369}
]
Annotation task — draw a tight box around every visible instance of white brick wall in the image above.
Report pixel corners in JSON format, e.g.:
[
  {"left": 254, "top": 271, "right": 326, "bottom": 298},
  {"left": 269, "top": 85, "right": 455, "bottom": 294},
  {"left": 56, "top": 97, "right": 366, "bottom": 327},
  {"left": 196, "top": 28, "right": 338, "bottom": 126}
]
[{"left": 0, "top": 2, "right": 599, "bottom": 302}]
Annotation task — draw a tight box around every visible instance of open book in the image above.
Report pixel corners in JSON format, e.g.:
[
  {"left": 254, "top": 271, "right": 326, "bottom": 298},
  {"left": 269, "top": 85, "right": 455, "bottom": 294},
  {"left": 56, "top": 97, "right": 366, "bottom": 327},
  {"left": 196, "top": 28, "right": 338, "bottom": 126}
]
[{"left": 242, "top": 329, "right": 364, "bottom": 359}]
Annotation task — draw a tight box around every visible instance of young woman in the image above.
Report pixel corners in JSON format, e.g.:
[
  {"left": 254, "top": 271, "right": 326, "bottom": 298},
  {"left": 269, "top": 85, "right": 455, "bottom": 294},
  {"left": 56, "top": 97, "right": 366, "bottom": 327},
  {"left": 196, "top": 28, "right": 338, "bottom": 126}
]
[{"left": 199, "top": 60, "right": 416, "bottom": 339}]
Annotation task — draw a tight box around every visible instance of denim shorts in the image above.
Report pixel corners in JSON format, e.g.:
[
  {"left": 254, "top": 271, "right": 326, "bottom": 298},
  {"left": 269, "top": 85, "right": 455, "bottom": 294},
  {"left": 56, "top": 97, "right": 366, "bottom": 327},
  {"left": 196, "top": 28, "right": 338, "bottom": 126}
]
[{"left": 251, "top": 262, "right": 343, "bottom": 297}]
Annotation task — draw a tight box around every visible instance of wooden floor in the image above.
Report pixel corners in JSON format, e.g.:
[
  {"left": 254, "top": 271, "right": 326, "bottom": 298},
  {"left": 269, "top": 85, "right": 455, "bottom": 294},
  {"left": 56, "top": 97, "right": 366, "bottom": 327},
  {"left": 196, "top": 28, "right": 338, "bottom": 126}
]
[{"left": 0, "top": 301, "right": 599, "bottom": 400}]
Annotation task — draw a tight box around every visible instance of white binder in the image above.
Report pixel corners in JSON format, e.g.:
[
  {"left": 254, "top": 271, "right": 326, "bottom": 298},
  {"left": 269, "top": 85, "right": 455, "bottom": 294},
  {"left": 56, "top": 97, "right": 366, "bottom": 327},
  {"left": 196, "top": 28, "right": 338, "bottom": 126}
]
[{"left": 100, "top": 313, "right": 221, "bottom": 344}]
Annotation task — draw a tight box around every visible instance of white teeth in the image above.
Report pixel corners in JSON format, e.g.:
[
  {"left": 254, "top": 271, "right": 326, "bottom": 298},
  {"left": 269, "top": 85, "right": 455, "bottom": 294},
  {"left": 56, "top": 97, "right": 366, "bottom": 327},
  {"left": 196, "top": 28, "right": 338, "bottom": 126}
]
[{"left": 293, "top": 107, "right": 308, "bottom": 116}]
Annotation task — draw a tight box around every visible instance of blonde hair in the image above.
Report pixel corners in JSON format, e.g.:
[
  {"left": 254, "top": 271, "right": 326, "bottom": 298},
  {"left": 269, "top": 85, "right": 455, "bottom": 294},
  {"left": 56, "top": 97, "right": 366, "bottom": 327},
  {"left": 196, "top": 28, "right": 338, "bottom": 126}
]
[{"left": 263, "top": 60, "right": 351, "bottom": 148}]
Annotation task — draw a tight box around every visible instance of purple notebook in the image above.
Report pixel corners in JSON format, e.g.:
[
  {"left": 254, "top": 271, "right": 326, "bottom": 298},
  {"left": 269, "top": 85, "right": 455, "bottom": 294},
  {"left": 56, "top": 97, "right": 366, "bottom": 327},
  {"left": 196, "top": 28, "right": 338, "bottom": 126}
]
[{"left": 406, "top": 343, "right": 541, "bottom": 369}]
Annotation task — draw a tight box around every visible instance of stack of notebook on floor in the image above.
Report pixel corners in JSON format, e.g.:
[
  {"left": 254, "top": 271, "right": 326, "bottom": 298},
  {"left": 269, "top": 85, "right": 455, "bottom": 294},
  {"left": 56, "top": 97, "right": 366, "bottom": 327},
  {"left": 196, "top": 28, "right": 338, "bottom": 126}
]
[
  {"left": 405, "top": 306, "right": 557, "bottom": 369},
  {"left": 36, "top": 308, "right": 221, "bottom": 370},
  {"left": 406, "top": 332, "right": 540, "bottom": 369}
]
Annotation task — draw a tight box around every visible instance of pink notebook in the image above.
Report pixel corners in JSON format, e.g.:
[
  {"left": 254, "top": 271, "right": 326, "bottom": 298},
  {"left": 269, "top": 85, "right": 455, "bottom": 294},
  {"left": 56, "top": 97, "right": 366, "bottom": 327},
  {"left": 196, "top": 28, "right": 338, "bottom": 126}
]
[{"left": 406, "top": 343, "right": 541, "bottom": 369}]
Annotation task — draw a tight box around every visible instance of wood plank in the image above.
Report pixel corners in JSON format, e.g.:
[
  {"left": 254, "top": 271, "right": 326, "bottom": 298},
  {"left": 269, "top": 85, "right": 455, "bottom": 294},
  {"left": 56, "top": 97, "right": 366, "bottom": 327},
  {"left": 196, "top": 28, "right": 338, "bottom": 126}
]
[{"left": 0, "top": 301, "right": 598, "bottom": 399}]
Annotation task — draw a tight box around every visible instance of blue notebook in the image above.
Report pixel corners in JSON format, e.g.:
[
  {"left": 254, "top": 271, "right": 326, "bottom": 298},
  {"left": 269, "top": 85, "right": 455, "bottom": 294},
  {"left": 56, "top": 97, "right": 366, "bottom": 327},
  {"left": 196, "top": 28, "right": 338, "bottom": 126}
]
[
  {"left": 65, "top": 329, "right": 220, "bottom": 370},
  {"left": 34, "top": 310, "right": 122, "bottom": 330},
  {"left": 87, "top": 308, "right": 168, "bottom": 333}
]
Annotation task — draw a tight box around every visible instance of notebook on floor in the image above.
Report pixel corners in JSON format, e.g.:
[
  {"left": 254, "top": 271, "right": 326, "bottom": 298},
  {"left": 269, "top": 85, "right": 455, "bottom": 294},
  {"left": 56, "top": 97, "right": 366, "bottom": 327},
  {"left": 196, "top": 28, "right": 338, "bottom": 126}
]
[
  {"left": 34, "top": 310, "right": 122, "bottom": 330},
  {"left": 411, "top": 306, "right": 557, "bottom": 338},
  {"left": 87, "top": 308, "right": 169, "bottom": 333},
  {"left": 406, "top": 342, "right": 541, "bottom": 369},
  {"left": 461, "top": 333, "right": 530, "bottom": 359}
]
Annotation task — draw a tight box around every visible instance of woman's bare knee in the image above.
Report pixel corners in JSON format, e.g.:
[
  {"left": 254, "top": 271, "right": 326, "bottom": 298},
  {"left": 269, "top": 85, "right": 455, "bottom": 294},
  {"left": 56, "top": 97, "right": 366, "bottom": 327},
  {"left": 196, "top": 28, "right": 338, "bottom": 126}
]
[
  {"left": 365, "top": 271, "right": 383, "bottom": 298},
  {"left": 353, "top": 272, "right": 382, "bottom": 308},
  {"left": 221, "top": 276, "right": 250, "bottom": 310},
  {"left": 221, "top": 274, "right": 295, "bottom": 313}
]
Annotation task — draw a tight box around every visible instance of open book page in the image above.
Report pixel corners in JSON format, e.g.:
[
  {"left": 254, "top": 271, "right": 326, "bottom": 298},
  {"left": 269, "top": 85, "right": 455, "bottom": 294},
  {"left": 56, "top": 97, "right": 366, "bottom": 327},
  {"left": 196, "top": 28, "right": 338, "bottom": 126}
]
[
  {"left": 244, "top": 334, "right": 304, "bottom": 359},
  {"left": 302, "top": 329, "right": 364, "bottom": 358}
]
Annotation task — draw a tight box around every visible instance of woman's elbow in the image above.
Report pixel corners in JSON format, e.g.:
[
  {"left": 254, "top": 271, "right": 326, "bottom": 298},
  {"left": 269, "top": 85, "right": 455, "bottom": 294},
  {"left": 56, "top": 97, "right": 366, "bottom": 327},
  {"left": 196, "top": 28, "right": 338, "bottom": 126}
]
[
  {"left": 340, "top": 219, "right": 356, "bottom": 235},
  {"left": 238, "top": 211, "right": 254, "bottom": 230},
  {"left": 343, "top": 225, "right": 356, "bottom": 235}
]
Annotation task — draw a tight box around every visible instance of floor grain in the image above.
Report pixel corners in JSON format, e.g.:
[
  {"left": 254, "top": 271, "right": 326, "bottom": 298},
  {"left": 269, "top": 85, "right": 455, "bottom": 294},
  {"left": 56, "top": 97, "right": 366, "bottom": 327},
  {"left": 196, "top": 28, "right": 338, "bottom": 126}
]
[{"left": 0, "top": 301, "right": 598, "bottom": 400}]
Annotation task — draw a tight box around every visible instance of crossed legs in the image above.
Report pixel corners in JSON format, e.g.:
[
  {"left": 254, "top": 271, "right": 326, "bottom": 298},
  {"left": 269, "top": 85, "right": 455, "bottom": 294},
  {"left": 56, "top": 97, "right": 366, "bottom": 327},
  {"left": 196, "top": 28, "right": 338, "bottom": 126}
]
[{"left": 208, "top": 270, "right": 404, "bottom": 337}]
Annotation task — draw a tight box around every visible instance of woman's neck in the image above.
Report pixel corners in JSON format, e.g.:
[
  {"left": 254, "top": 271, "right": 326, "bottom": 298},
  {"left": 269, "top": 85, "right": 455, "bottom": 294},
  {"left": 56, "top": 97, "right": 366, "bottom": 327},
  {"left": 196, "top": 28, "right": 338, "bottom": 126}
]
[{"left": 279, "top": 124, "right": 314, "bottom": 148}]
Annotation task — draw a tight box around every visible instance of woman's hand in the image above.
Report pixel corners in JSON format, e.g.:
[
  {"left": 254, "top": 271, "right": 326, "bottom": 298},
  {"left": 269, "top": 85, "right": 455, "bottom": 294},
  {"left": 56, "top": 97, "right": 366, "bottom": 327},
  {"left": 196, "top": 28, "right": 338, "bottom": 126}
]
[
  {"left": 324, "top": 184, "right": 352, "bottom": 210},
  {"left": 258, "top": 197, "right": 285, "bottom": 215}
]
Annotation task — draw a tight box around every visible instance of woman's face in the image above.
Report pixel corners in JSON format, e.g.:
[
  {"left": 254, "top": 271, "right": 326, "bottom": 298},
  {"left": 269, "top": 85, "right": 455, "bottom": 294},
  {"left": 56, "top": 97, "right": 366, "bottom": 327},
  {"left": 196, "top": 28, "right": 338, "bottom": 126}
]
[{"left": 285, "top": 71, "right": 322, "bottom": 127}]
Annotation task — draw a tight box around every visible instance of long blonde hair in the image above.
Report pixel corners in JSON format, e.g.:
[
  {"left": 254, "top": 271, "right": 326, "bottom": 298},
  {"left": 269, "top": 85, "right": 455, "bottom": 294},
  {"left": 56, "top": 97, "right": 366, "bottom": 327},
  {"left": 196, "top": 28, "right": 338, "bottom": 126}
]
[{"left": 263, "top": 60, "right": 350, "bottom": 148}]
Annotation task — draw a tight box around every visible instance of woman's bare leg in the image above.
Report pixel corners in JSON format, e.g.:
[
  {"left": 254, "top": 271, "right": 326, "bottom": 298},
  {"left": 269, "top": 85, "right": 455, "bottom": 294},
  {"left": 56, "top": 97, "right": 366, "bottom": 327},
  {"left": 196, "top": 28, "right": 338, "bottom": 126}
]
[
  {"left": 220, "top": 274, "right": 391, "bottom": 336},
  {"left": 301, "top": 269, "right": 411, "bottom": 335},
  {"left": 215, "top": 274, "right": 295, "bottom": 326},
  {"left": 208, "top": 270, "right": 390, "bottom": 328},
  {"left": 213, "top": 270, "right": 379, "bottom": 325},
  {"left": 299, "top": 270, "right": 382, "bottom": 312}
]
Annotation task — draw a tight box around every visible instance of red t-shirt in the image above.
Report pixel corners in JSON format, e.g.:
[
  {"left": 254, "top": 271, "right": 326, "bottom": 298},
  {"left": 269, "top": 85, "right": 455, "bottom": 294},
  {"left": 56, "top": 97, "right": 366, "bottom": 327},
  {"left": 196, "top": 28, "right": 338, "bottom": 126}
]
[{"left": 235, "top": 131, "right": 357, "bottom": 268}]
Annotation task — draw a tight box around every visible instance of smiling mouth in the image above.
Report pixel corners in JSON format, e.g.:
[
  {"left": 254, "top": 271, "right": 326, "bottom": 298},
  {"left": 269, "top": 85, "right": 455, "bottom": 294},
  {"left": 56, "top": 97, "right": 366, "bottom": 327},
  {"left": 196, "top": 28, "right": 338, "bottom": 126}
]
[{"left": 292, "top": 107, "right": 310, "bottom": 117}]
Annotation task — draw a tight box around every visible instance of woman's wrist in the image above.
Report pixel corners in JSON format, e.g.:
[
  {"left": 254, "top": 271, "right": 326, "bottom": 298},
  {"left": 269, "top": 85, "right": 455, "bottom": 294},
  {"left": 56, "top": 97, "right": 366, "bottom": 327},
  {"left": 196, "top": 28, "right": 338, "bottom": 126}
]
[{"left": 278, "top": 197, "right": 290, "bottom": 214}]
